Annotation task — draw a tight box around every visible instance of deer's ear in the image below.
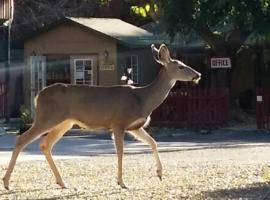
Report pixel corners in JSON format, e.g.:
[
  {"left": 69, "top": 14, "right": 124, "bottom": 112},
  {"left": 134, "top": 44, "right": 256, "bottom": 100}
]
[
  {"left": 158, "top": 44, "right": 171, "bottom": 64},
  {"left": 151, "top": 44, "right": 162, "bottom": 64}
]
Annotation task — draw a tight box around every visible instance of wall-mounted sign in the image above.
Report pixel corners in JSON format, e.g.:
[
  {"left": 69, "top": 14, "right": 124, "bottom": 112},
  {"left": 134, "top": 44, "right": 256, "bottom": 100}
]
[
  {"left": 257, "top": 96, "right": 263, "bottom": 102},
  {"left": 100, "top": 64, "right": 115, "bottom": 71},
  {"left": 211, "top": 57, "right": 231, "bottom": 68}
]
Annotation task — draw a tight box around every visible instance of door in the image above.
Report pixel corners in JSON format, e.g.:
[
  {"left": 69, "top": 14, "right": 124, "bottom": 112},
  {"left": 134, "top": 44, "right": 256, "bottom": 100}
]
[
  {"left": 46, "top": 55, "right": 70, "bottom": 85},
  {"left": 30, "top": 56, "right": 46, "bottom": 117},
  {"left": 74, "top": 58, "right": 93, "bottom": 85}
]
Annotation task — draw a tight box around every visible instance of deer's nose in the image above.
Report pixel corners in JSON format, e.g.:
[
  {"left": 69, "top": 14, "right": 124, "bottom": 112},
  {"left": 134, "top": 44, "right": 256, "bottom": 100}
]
[{"left": 192, "top": 73, "right": 201, "bottom": 81}]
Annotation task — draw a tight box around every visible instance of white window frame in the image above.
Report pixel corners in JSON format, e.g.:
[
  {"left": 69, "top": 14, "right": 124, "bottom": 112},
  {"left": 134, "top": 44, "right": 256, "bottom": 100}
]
[
  {"left": 126, "top": 55, "right": 139, "bottom": 84},
  {"left": 74, "top": 58, "right": 93, "bottom": 85}
]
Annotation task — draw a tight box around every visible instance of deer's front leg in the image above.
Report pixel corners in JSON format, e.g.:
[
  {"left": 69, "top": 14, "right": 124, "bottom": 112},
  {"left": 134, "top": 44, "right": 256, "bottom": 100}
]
[
  {"left": 128, "top": 128, "right": 163, "bottom": 180},
  {"left": 112, "top": 128, "right": 127, "bottom": 188}
]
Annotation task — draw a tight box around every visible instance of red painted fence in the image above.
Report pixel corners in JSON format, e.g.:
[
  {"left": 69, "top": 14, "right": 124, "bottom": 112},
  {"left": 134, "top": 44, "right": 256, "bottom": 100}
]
[
  {"left": 256, "top": 89, "right": 270, "bottom": 129},
  {"left": 152, "top": 88, "right": 229, "bottom": 128}
]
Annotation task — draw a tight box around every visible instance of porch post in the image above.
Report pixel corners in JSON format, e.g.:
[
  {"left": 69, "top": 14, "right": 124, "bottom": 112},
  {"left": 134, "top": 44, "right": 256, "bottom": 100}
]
[
  {"left": 4, "top": 23, "right": 10, "bottom": 122},
  {"left": 3, "top": 0, "right": 14, "bottom": 122}
]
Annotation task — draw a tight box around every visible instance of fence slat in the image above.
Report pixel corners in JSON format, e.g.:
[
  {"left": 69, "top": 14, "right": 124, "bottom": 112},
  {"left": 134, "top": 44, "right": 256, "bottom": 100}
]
[
  {"left": 152, "top": 88, "right": 229, "bottom": 128},
  {"left": 256, "top": 88, "right": 270, "bottom": 129}
]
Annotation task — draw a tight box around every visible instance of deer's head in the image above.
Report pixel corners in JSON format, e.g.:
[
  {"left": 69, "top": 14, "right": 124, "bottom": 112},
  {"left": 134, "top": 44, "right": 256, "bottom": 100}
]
[{"left": 151, "top": 44, "right": 201, "bottom": 84}]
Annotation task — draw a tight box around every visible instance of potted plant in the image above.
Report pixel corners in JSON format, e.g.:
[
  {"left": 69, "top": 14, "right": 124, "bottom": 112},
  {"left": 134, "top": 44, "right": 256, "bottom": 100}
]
[{"left": 19, "top": 105, "right": 32, "bottom": 135}]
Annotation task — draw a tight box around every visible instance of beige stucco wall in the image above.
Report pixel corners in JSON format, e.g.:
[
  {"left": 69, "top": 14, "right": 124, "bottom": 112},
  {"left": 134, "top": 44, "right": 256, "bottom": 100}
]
[{"left": 24, "top": 23, "right": 118, "bottom": 108}]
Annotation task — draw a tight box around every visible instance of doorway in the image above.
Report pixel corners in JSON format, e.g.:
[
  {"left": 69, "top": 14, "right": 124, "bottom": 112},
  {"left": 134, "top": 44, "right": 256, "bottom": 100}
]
[{"left": 30, "top": 56, "right": 46, "bottom": 117}]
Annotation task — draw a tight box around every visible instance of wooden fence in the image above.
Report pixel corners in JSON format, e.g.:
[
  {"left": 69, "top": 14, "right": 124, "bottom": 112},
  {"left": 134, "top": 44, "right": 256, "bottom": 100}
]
[
  {"left": 152, "top": 88, "right": 229, "bottom": 128},
  {"left": 256, "top": 89, "right": 270, "bottom": 129}
]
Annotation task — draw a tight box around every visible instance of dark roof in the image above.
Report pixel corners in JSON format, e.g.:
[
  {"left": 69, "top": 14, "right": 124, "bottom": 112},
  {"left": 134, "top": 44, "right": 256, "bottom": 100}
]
[
  {"left": 68, "top": 17, "right": 152, "bottom": 39},
  {"left": 25, "top": 17, "right": 159, "bottom": 47}
]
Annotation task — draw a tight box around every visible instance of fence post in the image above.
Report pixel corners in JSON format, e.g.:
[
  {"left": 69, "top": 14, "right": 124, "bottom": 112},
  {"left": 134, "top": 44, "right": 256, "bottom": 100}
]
[{"left": 256, "top": 89, "right": 263, "bottom": 129}]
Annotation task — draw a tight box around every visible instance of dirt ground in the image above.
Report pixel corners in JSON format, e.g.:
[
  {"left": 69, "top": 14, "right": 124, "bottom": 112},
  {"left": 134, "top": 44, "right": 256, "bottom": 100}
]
[{"left": 1, "top": 144, "right": 270, "bottom": 200}]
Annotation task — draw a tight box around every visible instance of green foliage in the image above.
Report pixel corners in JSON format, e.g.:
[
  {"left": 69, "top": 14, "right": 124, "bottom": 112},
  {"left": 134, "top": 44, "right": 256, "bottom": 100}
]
[
  {"left": 19, "top": 105, "right": 32, "bottom": 127},
  {"left": 99, "top": 0, "right": 111, "bottom": 5},
  {"left": 131, "top": 3, "right": 158, "bottom": 18},
  {"left": 131, "top": 5, "right": 146, "bottom": 17},
  {"left": 161, "top": 0, "right": 270, "bottom": 37}
]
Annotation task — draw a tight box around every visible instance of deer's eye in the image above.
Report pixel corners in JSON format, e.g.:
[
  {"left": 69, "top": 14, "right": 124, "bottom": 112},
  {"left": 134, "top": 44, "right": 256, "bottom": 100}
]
[{"left": 178, "top": 65, "right": 184, "bottom": 69}]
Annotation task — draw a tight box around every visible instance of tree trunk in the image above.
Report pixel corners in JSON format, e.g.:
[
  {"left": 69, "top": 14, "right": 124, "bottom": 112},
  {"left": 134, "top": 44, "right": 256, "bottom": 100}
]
[{"left": 198, "top": 27, "right": 230, "bottom": 88}]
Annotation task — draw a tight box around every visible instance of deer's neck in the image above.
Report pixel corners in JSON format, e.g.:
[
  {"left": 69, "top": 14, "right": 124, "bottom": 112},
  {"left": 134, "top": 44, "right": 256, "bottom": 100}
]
[{"left": 141, "top": 68, "right": 175, "bottom": 115}]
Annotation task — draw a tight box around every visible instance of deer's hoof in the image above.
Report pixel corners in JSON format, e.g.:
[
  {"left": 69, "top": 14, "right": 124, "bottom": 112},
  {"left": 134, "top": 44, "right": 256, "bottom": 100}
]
[
  {"left": 4, "top": 184, "right": 9, "bottom": 190},
  {"left": 117, "top": 181, "right": 128, "bottom": 189},
  {"left": 3, "top": 177, "right": 9, "bottom": 190},
  {"left": 57, "top": 181, "right": 67, "bottom": 189},
  {"left": 156, "top": 170, "right": 162, "bottom": 181}
]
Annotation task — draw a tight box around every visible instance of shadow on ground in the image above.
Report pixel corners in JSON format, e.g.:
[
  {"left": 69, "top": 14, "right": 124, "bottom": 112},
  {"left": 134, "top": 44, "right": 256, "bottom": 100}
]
[
  {"left": 2, "top": 129, "right": 270, "bottom": 157},
  {"left": 201, "top": 182, "right": 270, "bottom": 199},
  {"left": 67, "top": 129, "right": 270, "bottom": 144},
  {"left": 0, "top": 188, "right": 86, "bottom": 200}
]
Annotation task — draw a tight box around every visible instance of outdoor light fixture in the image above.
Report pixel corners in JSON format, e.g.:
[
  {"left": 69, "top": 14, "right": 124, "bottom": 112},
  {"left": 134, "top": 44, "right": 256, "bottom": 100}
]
[
  {"left": 3, "top": 21, "right": 9, "bottom": 27},
  {"left": 31, "top": 51, "right": 36, "bottom": 56},
  {"left": 103, "top": 50, "right": 109, "bottom": 60}
]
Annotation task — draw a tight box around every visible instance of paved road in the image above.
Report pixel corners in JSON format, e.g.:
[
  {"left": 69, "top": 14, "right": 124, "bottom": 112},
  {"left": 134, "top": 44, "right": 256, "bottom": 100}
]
[{"left": 1, "top": 128, "right": 270, "bottom": 165}]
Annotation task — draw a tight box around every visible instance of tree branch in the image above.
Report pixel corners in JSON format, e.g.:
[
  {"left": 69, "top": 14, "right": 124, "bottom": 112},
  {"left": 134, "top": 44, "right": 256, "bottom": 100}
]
[{"left": 198, "top": 26, "right": 228, "bottom": 55}]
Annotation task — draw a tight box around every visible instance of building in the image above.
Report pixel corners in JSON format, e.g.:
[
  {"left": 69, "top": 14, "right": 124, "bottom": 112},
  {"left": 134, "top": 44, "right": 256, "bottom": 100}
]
[{"left": 23, "top": 17, "right": 161, "bottom": 114}]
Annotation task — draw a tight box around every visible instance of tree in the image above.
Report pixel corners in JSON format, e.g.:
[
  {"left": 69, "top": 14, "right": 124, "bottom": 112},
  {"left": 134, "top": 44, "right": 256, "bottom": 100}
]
[
  {"left": 159, "top": 0, "right": 270, "bottom": 95},
  {"left": 12, "top": 0, "right": 99, "bottom": 42},
  {"left": 12, "top": 0, "right": 153, "bottom": 43},
  {"left": 161, "top": 0, "right": 270, "bottom": 54}
]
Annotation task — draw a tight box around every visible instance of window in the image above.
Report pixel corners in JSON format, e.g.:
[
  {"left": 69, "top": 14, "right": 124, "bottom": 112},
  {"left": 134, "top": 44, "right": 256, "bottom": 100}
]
[
  {"left": 125, "top": 55, "right": 139, "bottom": 84},
  {"left": 46, "top": 56, "right": 70, "bottom": 85},
  {"left": 74, "top": 59, "right": 93, "bottom": 85}
]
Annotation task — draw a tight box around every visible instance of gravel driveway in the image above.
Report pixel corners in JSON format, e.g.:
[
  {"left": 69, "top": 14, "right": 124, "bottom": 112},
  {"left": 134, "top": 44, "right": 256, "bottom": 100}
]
[{"left": 1, "top": 129, "right": 270, "bottom": 199}]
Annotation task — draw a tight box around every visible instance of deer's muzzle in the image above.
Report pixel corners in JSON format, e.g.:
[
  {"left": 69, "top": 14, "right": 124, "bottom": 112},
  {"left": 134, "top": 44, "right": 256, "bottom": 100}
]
[{"left": 192, "top": 73, "right": 201, "bottom": 84}]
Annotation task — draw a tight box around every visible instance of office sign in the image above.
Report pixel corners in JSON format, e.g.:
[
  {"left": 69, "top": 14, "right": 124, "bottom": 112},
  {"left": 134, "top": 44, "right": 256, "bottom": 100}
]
[
  {"left": 100, "top": 64, "right": 115, "bottom": 71},
  {"left": 211, "top": 57, "right": 231, "bottom": 68}
]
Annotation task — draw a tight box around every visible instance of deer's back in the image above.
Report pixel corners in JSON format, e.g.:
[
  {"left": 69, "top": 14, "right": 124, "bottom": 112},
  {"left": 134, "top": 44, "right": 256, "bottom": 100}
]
[{"left": 36, "top": 83, "right": 145, "bottom": 129}]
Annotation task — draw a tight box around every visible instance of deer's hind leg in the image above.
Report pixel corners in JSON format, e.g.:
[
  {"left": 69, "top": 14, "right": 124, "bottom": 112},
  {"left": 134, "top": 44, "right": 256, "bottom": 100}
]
[
  {"left": 127, "top": 128, "right": 162, "bottom": 180},
  {"left": 39, "top": 120, "right": 73, "bottom": 188},
  {"left": 3, "top": 115, "right": 65, "bottom": 190},
  {"left": 112, "top": 126, "right": 126, "bottom": 188}
]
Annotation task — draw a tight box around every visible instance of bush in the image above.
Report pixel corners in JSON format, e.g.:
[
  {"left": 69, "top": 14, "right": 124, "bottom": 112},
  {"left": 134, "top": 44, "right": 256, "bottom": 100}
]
[{"left": 19, "top": 105, "right": 32, "bottom": 134}]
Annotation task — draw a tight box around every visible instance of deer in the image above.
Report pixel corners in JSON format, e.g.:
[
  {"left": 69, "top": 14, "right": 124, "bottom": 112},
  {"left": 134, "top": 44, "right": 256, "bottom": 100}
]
[{"left": 3, "top": 44, "right": 201, "bottom": 190}]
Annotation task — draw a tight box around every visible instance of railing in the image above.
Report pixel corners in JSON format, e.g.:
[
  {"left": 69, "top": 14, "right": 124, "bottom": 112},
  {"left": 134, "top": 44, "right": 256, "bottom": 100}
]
[
  {"left": 256, "top": 89, "right": 270, "bottom": 129},
  {"left": 152, "top": 88, "right": 229, "bottom": 129}
]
